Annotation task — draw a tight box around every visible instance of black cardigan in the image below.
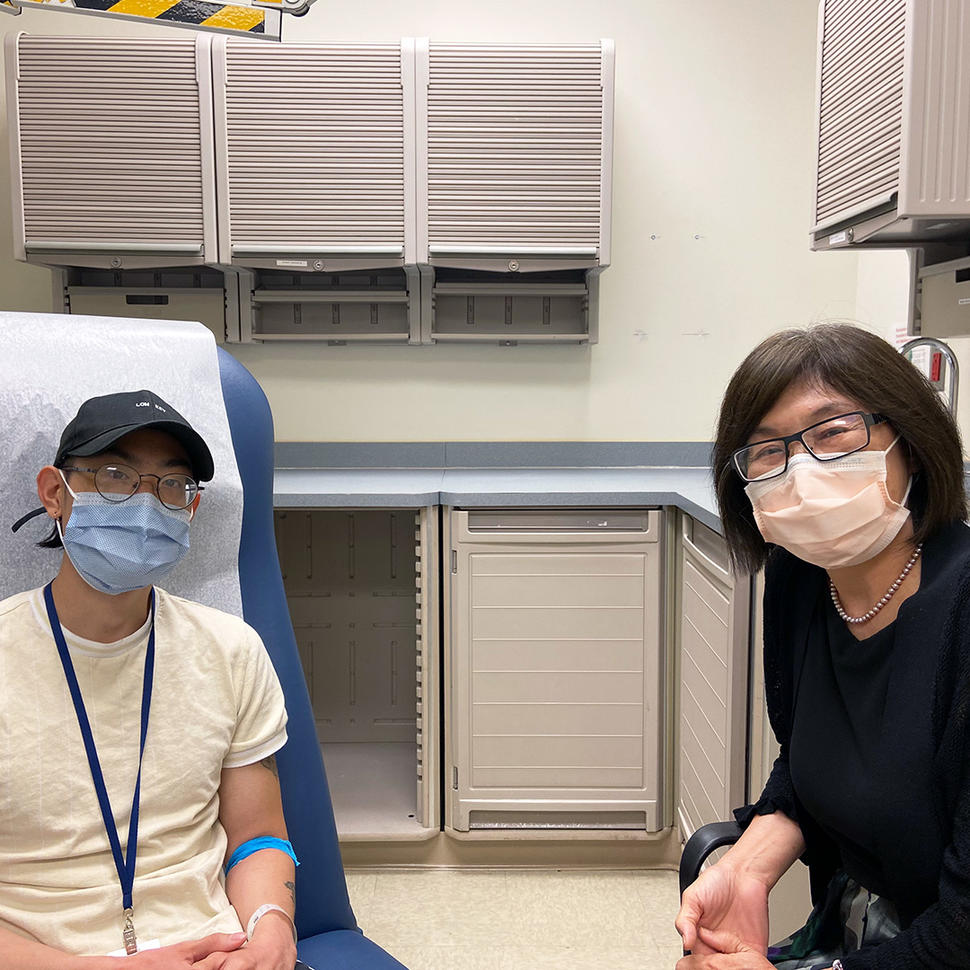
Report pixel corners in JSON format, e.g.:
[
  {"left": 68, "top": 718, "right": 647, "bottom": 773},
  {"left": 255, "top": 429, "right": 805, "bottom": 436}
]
[{"left": 736, "top": 520, "right": 970, "bottom": 970}]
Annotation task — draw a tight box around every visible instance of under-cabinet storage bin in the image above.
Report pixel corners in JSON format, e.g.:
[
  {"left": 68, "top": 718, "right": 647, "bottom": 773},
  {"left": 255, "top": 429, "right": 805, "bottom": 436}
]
[
  {"left": 56, "top": 267, "right": 234, "bottom": 343},
  {"left": 274, "top": 508, "right": 439, "bottom": 841},
  {"left": 445, "top": 508, "right": 664, "bottom": 833},
  {"left": 235, "top": 266, "right": 420, "bottom": 343},
  {"left": 676, "top": 514, "right": 750, "bottom": 839},
  {"left": 424, "top": 267, "right": 598, "bottom": 344}
]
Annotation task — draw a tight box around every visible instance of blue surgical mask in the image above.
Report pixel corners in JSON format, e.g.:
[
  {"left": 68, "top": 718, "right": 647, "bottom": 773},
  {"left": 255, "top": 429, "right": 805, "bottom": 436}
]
[{"left": 57, "top": 477, "right": 192, "bottom": 595}]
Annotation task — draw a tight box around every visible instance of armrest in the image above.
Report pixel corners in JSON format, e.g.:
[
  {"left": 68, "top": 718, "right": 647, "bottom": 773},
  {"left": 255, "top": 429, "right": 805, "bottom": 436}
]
[{"left": 679, "top": 820, "right": 742, "bottom": 896}]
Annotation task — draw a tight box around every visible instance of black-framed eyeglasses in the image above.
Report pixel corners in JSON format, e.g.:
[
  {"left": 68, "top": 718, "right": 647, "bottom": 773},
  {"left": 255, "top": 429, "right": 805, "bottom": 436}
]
[
  {"left": 61, "top": 463, "right": 203, "bottom": 511},
  {"left": 732, "top": 411, "right": 887, "bottom": 483}
]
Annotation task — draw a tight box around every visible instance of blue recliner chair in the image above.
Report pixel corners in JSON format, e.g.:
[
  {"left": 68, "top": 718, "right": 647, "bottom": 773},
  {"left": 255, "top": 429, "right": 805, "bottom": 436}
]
[
  {"left": 0, "top": 310, "right": 405, "bottom": 970},
  {"left": 219, "top": 348, "right": 407, "bottom": 970}
]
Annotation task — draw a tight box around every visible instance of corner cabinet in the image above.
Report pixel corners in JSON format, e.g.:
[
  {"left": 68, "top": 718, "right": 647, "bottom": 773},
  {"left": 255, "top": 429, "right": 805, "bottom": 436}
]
[
  {"left": 444, "top": 509, "right": 664, "bottom": 834},
  {"left": 675, "top": 513, "right": 750, "bottom": 839}
]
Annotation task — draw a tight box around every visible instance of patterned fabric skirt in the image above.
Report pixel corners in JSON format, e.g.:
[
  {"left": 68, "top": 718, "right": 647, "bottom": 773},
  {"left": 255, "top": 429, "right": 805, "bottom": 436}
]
[{"left": 768, "top": 872, "right": 901, "bottom": 970}]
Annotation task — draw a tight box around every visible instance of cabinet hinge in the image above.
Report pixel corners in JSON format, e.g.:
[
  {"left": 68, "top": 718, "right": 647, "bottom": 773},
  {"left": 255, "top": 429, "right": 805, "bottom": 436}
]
[
  {"left": 451, "top": 550, "right": 458, "bottom": 574},
  {"left": 452, "top": 766, "right": 458, "bottom": 790}
]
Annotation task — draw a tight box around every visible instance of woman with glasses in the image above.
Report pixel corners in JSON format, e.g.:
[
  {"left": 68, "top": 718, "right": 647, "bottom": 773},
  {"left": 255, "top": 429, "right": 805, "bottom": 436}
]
[{"left": 676, "top": 324, "right": 970, "bottom": 970}]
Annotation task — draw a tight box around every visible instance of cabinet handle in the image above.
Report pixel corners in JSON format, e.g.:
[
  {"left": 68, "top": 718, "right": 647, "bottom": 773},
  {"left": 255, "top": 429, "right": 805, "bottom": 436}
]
[{"left": 681, "top": 519, "right": 732, "bottom": 586}]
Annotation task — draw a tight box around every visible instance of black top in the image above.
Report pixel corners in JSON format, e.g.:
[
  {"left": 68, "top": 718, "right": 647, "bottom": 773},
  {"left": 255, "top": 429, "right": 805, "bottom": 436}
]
[
  {"left": 790, "top": 591, "right": 944, "bottom": 910},
  {"left": 736, "top": 520, "right": 970, "bottom": 970}
]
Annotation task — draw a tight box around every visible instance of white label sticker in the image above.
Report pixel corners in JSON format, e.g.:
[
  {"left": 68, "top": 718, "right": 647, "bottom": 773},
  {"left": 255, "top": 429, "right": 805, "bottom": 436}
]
[
  {"left": 958, "top": 298, "right": 970, "bottom": 305},
  {"left": 275, "top": 259, "right": 308, "bottom": 268},
  {"left": 828, "top": 230, "right": 848, "bottom": 246},
  {"left": 107, "top": 940, "right": 161, "bottom": 957}
]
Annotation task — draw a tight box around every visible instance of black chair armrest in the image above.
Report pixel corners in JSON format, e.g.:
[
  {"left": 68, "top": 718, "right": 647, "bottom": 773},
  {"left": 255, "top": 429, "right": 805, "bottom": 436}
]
[{"left": 679, "top": 820, "right": 743, "bottom": 896}]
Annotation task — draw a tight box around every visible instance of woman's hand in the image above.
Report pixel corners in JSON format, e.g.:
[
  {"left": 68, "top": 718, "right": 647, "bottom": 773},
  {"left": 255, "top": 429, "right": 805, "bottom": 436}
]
[
  {"left": 676, "top": 811, "right": 805, "bottom": 956},
  {"left": 675, "top": 862, "right": 770, "bottom": 956},
  {"left": 675, "top": 927, "right": 775, "bottom": 969}
]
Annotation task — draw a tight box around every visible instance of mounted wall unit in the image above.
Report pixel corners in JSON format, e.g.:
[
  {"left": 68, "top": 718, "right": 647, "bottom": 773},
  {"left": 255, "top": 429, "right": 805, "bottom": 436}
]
[
  {"left": 416, "top": 40, "right": 613, "bottom": 270},
  {"left": 415, "top": 39, "right": 613, "bottom": 343},
  {"left": 233, "top": 266, "right": 420, "bottom": 343},
  {"left": 5, "top": 33, "right": 217, "bottom": 269},
  {"left": 213, "top": 38, "right": 415, "bottom": 272},
  {"left": 812, "top": 0, "right": 970, "bottom": 250},
  {"left": 8, "top": 33, "right": 614, "bottom": 346}
]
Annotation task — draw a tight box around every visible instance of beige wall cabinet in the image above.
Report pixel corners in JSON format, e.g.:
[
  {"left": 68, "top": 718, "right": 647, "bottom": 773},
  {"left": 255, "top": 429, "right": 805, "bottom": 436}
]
[
  {"left": 8, "top": 33, "right": 613, "bottom": 345},
  {"left": 6, "top": 33, "right": 218, "bottom": 268},
  {"left": 444, "top": 508, "right": 664, "bottom": 834},
  {"left": 811, "top": 0, "right": 970, "bottom": 250}
]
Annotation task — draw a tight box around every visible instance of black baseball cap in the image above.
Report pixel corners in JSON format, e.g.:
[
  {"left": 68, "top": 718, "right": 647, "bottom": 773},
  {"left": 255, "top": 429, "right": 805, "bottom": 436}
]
[{"left": 55, "top": 389, "right": 214, "bottom": 482}]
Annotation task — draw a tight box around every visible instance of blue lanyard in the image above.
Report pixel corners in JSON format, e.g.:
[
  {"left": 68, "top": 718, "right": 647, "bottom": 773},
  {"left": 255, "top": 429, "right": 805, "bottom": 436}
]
[{"left": 43, "top": 582, "right": 155, "bottom": 955}]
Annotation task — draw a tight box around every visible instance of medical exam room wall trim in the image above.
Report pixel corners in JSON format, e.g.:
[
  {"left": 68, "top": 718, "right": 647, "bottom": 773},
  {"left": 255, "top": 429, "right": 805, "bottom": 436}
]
[{"left": 274, "top": 442, "right": 715, "bottom": 469}]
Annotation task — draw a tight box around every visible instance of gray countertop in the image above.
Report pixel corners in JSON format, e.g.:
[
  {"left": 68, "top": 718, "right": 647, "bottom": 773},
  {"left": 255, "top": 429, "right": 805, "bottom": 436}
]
[{"left": 274, "top": 465, "right": 721, "bottom": 533}]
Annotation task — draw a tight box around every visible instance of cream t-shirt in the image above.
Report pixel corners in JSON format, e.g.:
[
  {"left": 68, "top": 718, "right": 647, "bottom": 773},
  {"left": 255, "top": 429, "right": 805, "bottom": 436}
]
[{"left": 0, "top": 586, "right": 288, "bottom": 956}]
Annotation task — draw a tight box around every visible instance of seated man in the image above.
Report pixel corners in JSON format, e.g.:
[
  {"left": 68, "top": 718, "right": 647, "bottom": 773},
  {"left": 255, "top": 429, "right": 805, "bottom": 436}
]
[{"left": 1, "top": 389, "right": 304, "bottom": 970}]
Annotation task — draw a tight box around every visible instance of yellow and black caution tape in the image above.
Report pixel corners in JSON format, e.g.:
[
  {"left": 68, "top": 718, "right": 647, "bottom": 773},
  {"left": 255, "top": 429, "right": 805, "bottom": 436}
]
[
  {"left": 14, "top": 0, "right": 280, "bottom": 35},
  {"left": 80, "top": 0, "right": 265, "bottom": 31}
]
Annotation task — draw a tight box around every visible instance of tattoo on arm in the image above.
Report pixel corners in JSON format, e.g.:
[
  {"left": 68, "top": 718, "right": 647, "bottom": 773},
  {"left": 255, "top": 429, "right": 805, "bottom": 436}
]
[
  {"left": 285, "top": 880, "right": 296, "bottom": 905},
  {"left": 260, "top": 755, "right": 278, "bottom": 778}
]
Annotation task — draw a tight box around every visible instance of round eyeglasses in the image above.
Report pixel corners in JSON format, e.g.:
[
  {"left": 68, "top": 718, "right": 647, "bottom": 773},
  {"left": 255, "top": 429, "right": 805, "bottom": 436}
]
[
  {"left": 61, "top": 463, "right": 203, "bottom": 510},
  {"left": 732, "top": 411, "right": 887, "bottom": 483}
]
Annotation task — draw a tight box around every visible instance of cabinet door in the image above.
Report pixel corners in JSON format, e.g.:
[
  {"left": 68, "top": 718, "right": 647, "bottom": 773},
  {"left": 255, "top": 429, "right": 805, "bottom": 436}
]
[
  {"left": 418, "top": 40, "right": 614, "bottom": 268},
  {"left": 8, "top": 34, "right": 216, "bottom": 267},
  {"left": 677, "top": 515, "right": 750, "bottom": 838},
  {"left": 214, "top": 38, "right": 413, "bottom": 268},
  {"left": 447, "top": 509, "right": 663, "bottom": 833}
]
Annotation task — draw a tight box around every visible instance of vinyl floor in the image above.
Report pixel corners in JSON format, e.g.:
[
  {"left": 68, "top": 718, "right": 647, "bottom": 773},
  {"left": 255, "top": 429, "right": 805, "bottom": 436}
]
[{"left": 345, "top": 867, "right": 685, "bottom": 970}]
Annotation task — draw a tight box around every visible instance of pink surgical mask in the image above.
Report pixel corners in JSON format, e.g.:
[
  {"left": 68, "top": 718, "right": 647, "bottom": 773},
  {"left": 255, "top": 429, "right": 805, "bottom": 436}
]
[{"left": 744, "top": 436, "right": 912, "bottom": 569}]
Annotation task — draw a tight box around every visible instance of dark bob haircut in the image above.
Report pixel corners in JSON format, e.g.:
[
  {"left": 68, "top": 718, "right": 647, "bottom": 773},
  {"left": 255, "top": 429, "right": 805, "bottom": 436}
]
[{"left": 712, "top": 324, "right": 968, "bottom": 574}]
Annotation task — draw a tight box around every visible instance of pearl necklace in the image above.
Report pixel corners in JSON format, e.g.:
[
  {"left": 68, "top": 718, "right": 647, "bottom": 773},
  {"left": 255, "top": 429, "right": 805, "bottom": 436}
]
[{"left": 829, "top": 543, "right": 923, "bottom": 625}]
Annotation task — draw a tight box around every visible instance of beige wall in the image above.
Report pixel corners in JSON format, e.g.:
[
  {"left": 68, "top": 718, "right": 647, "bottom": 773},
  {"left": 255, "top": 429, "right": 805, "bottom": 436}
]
[{"left": 0, "top": 0, "right": 867, "bottom": 442}]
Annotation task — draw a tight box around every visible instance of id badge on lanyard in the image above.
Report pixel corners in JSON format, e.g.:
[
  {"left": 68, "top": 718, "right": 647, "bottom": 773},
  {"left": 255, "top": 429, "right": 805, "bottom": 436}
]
[{"left": 43, "top": 582, "right": 156, "bottom": 956}]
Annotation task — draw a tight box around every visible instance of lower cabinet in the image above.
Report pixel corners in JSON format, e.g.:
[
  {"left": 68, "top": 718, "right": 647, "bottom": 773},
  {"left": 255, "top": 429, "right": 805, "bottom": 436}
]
[
  {"left": 444, "top": 508, "right": 665, "bottom": 833},
  {"left": 271, "top": 504, "right": 768, "bottom": 855},
  {"left": 675, "top": 512, "right": 751, "bottom": 839},
  {"left": 274, "top": 507, "right": 439, "bottom": 842}
]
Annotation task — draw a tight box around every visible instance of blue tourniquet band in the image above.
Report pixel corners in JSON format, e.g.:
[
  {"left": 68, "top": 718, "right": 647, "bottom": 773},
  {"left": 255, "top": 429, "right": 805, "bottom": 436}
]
[{"left": 225, "top": 836, "right": 299, "bottom": 876}]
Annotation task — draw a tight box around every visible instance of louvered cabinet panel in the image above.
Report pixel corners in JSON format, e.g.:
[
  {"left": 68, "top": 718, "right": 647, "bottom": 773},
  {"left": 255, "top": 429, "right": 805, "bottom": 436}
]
[
  {"left": 814, "top": 0, "right": 906, "bottom": 229},
  {"left": 421, "top": 41, "right": 613, "bottom": 265},
  {"left": 216, "top": 39, "right": 410, "bottom": 265},
  {"left": 677, "top": 516, "right": 749, "bottom": 841},
  {"left": 7, "top": 34, "right": 214, "bottom": 264}
]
